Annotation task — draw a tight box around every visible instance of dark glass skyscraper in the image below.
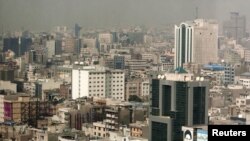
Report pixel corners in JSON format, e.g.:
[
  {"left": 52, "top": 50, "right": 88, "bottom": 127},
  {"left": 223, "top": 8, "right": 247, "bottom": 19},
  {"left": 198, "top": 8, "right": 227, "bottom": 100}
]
[
  {"left": 149, "top": 74, "right": 208, "bottom": 141},
  {"left": 114, "top": 55, "right": 125, "bottom": 70},
  {"left": 3, "top": 37, "right": 19, "bottom": 56},
  {"left": 75, "top": 24, "right": 82, "bottom": 38},
  {"left": 3, "top": 37, "right": 32, "bottom": 57},
  {"left": 55, "top": 40, "right": 62, "bottom": 55}
]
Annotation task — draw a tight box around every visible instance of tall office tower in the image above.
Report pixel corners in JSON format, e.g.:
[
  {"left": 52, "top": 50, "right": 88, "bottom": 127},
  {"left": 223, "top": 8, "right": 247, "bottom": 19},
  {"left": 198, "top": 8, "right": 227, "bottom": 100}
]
[
  {"left": 149, "top": 73, "right": 208, "bottom": 141},
  {"left": 3, "top": 37, "right": 32, "bottom": 57},
  {"left": 45, "top": 40, "right": 56, "bottom": 58},
  {"left": 20, "top": 37, "right": 32, "bottom": 55},
  {"left": 111, "top": 32, "right": 118, "bottom": 43},
  {"left": 3, "top": 37, "right": 19, "bottom": 56},
  {"left": 72, "top": 65, "right": 125, "bottom": 100},
  {"left": 174, "top": 19, "right": 218, "bottom": 69},
  {"left": 223, "top": 12, "right": 246, "bottom": 41},
  {"left": 75, "top": 24, "right": 82, "bottom": 38},
  {"left": 0, "top": 35, "right": 3, "bottom": 51},
  {"left": 74, "top": 38, "right": 82, "bottom": 55},
  {"left": 55, "top": 40, "right": 62, "bottom": 55}
]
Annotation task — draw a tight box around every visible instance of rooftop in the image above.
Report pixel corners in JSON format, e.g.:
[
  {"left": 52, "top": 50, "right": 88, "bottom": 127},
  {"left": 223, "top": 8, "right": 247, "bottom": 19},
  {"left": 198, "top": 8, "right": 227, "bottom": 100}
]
[
  {"left": 240, "top": 72, "right": 250, "bottom": 77},
  {"left": 203, "top": 64, "right": 224, "bottom": 71}
]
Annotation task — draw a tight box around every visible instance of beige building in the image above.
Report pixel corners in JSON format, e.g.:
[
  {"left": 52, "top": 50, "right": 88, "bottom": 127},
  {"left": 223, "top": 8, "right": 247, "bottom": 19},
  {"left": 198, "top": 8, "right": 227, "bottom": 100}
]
[
  {"left": 244, "top": 49, "right": 250, "bottom": 62},
  {"left": 129, "top": 121, "right": 148, "bottom": 138},
  {"left": 92, "top": 122, "right": 107, "bottom": 138},
  {"left": 125, "top": 79, "right": 142, "bottom": 100},
  {"left": 0, "top": 94, "right": 5, "bottom": 122},
  {"left": 126, "top": 59, "right": 150, "bottom": 71},
  {"left": 63, "top": 37, "right": 75, "bottom": 53},
  {"left": 0, "top": 81, "right": 17, "bottom": 93},
  {"left": 37, "top": 79, "right": 63, "bottom": 100},
  {"left": 236, "top": 94, "right": 250, "bottom": 108},
  {"left": 98, "top": 33, "right": 113, "bottom": 44},
  {"left": 223, "top": 49, "right": 241, "bottom": 64}
]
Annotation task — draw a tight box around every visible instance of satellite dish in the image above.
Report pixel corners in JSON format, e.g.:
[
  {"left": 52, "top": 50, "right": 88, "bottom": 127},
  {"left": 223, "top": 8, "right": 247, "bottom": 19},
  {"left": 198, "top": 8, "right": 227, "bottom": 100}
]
[
  {"left": 238, "top": 114, "right": 242, "bottom": 118},
  {"left": 158, "top": 75, "right": 161, "bottom": 79},
  {"left": 196, "top": 77, "right": 200, "bottom": 81},
  {"left": 200, "top": 77, "right": 204, "bottom": 81}
]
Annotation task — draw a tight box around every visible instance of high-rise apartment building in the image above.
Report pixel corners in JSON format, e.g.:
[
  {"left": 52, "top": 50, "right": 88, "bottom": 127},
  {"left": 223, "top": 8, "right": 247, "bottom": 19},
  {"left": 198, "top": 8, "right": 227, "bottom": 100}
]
[
  {"left": 223, "top": 64, "right": 235, "bottom": 85},
  {"left": 72, "top": 65, "right": 125, "bottom": 100},
  {"left": 149, "top": 73, "right": 208, "bottom": 141},
  {"left": 175, "top": 19, "right": 218, "bottom": 69},
  {"left": 45, "top": 40, "right": 55, "bottom": 58}
]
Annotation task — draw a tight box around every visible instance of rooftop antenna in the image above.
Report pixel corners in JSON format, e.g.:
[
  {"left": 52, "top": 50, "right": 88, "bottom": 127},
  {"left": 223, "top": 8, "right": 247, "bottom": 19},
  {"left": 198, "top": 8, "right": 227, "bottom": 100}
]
[
  {"left": 1, "top": 24, "right": 3, "bottom": 37},
  {"left": 195, "top": 6, "right": 199, "bottom": 19}
]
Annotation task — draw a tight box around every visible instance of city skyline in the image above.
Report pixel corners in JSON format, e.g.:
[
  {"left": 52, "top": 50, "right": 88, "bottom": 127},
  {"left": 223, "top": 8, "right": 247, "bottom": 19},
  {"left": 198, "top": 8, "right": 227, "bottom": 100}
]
[{"left": 1, "top": 1, "right": 250, "bottom": 141}]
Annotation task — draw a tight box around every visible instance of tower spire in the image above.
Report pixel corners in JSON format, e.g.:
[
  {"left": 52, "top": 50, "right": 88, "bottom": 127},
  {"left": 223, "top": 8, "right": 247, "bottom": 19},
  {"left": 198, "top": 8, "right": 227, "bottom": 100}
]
[{"left": 195, "top": 7, "right": 199, "bottom": 19}]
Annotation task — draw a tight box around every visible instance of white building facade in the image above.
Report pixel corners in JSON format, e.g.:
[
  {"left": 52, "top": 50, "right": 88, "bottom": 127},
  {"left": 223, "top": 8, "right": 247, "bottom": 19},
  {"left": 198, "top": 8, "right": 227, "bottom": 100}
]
[
  {"left": 46, "top": 40, "right": 56, "bottom": 58},
  {"left": 72, "top": 66, "right": 125, "bottom": 100},
  {"left": 141, "top": 80, "right": 150, "bottom": 97}
]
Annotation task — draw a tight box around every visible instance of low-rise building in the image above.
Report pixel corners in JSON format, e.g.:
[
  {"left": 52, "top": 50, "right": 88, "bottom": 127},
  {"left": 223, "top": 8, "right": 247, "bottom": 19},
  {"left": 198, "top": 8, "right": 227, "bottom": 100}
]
[
  {"left": 129, "top": 121, "right": 148, "bottom": 138},
  {"left": 0, "top": 81, "right": 17, "bottom": 93},
  {"left": 92, "top": 122, "right": 107, "bottom": 138},
  {"left": 236, "top": 94, "right": 250, "bottom": 108}
]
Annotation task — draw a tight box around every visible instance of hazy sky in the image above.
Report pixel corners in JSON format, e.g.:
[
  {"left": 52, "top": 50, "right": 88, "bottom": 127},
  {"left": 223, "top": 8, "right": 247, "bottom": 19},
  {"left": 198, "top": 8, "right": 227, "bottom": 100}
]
[{"left": 0, "top": 0, "right": 249, "bottom": 31}]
